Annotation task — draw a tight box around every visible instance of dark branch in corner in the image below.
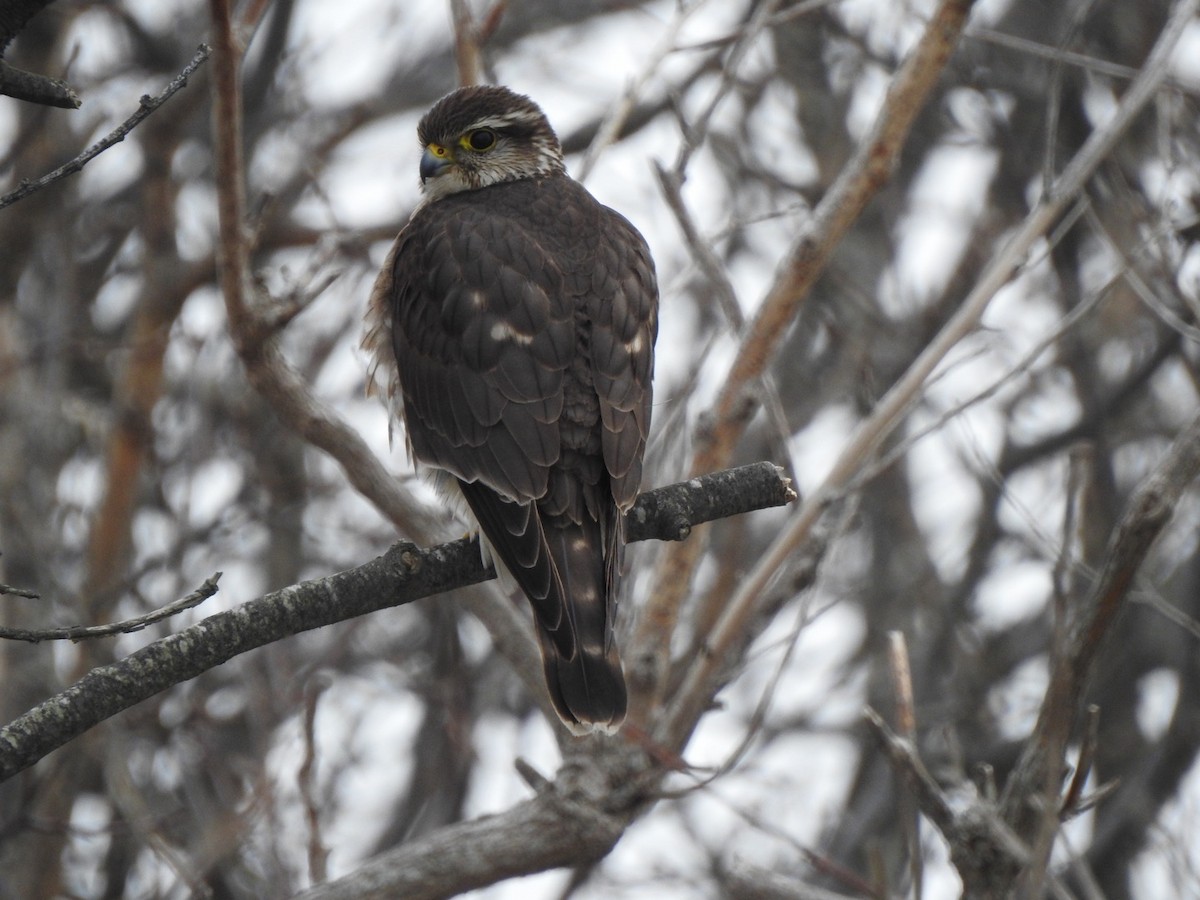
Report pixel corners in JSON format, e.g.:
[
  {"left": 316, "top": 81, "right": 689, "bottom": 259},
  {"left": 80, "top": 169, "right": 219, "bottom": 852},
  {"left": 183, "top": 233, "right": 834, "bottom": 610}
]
[
  {"left": 0, "top": 0, "right": 79, "bottom": 108},
  {"left": 0, "top": 462, "right": 794, "bottom": 782},
  {"left": 0, "top": 44, "right": 210, "bottom": 211},
  {"left": 0, "top": 59, "right": 79, "bottom": 109}
]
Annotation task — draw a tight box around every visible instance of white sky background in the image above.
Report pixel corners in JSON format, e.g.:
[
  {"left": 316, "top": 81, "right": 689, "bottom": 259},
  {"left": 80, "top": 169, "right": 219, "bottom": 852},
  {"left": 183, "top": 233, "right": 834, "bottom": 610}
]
[{"left": 12, "top": 0, "right": 1200, "bottom": 896}]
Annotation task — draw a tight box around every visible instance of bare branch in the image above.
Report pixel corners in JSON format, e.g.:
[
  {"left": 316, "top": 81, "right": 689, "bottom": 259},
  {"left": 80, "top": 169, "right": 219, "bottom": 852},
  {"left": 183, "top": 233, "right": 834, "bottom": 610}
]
[
  {"left": 294, "top": 740, "right": 642, "bottom": 900},
  {"left": 575, "top": 0, "right": 705, "bottom": 183},
  {"left": 863, "top": 706, "right": 956, "bottom": 838},
  {"left": 887, "top": 632, "right": 923, "bottom": 900},
  {"left": 301, "top": 674, "right": 332, "bottom": 885},
  {"left": 1060, "top": 704, "right": 1101, "bottom": 820},
  {"left": 720, "top": 861, "right": 864, "bottom": 900},
  {"left": 208, "top": 0, "right": 251, "bottom": 337},
  {"left": 865, "top": 708, "right": 1077, "bottom": 900},
  {"left": 0, "top": 59, "right": 78, "bottom": 109},
  {"left": 0, "top": 44, "right": 210, "bottom": 210},
  {"left": 449, "top": 0, "right": 483, "bottom": 87},
  {"left": 0, "top": 575, "right": 222, "bottom": 643},
  {"left": 965, "top": 24, "right": 1200, "bottom": 92},
  {"left": 0, "top": 582, "right": 40, "bottom": 599},
  {"left": 687, "top": 0, "right": 975, "bottom": 479},
  {"left": 1002, "top": 408, "right": 1200, "bottom": 830},
  {"left": 624, "top": 462, "right": 794, "bottom": 543}
]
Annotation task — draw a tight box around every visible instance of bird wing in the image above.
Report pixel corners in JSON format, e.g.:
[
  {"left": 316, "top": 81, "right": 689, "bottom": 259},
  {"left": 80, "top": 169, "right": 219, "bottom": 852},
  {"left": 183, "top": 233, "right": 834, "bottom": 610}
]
[
  {"left": 374, "top": 192, "right": 574, "bottom": 502},
  {"left": 584, "top": 208, "right": 658, "bottom": 513}
]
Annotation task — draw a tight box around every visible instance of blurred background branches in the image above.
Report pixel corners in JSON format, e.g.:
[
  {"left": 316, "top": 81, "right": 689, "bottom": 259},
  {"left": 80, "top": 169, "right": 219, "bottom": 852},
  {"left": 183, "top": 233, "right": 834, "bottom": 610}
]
[{"left": 3, "top": 1, "right": 1200, "bottom": 898}]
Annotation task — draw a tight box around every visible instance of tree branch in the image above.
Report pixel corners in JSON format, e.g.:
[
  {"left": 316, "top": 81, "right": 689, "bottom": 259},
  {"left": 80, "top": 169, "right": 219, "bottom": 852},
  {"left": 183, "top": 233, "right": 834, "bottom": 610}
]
[
  {"left": 688, "top": 0, "right": 975, "bottom": 480},
  {"left": 1002, "top": 409, "right": 1200, "bottom": 831},
  {"left": 0, "top": 462, "right": 792, "bottom": 783},
  {"left": 0, "top": 582, "right": 40, "bottom": 599},
  {"left": 863, "top": 408, "right": 1200, "bottom": 896},
  {"left": 0, "top": 58, "right": 78, "bottom": 109},
  {"left": 0, "top": 0, "right": 79, "bottom": 108},
  {"left": 0, "top": 44, "right": 210, "bottom": 210},
  {"left": 719, "top": 861, "right": 862, "bottom": 900},
  {"left": 294, "top": 739, "right": 642, "bottom": 900},
  {"left": 864, "top": 707, "right": 1076, "bottom": 900},
  {"left": 0, "top": 576, "right": 222, "bottom": 643}
]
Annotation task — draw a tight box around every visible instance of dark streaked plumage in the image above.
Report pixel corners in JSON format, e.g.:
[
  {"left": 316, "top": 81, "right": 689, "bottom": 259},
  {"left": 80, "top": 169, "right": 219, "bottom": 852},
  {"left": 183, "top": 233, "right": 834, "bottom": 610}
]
[{"left": 365, "top": 86, "right": 657, "bottom": 733}]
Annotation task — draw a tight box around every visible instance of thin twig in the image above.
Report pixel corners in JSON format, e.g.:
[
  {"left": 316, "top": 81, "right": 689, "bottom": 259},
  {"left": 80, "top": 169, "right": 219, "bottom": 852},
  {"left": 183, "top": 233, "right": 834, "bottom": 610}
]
[
  {"left": 867, "top": 707, "right": 1080, "bottom": 900},
  {"left": 0, "top": 576, "right": 222, "bottom": 643},
  {"left": 209, "top": 0, "right": 252, "bottom": 343},
  {"left": 1060, "top": 704, "right": 1100, "bottom": 819},
  {"left": 1086, "top": 203, "right": 1200, "bottom": 343},
  {"left": 0, "top": 44, "right": 211, "bottom": 211},
  {"left": 206, "top": 0, "right": 443, "bottom": 542},
  {"left": 887, "top": 632, "right": 923, "bottom": 900},
  {"left": 1054, "top": 445, "right": 1093, "bottom": 612},
  {"left": 668, "top": 0, "right": 784, "bottom": 179},
  {"left": 721, "top": 860, "right": 864, "bottom": 900},
  {"left": 301, "top": 673, "right": 332, "bottom": 884},
  {"left": 1023, "top": 443, "right": 1094, "bottom": 897},
  {"left": 653, "top": 161, "right": 743, "bottom": 329},
  {"left": 863, "top": 707, "right": 956, "bottom": 837},
  {"left": 676, "top": 0, "right": 843, "bottom": 51},
  {"left": 0, "top": 583, "right": 41, "bottom": 599},
  {"left": 847, "top": 235, "right": 1113, "bottom": 494},
  {"left": 685, "top": 0, "right": 975, "bottom": 480},
  {"left": 1040, "top": 0, "right": 1099, "bottom": 202},
  {"left": 966, "top": 25, "right": 1200, "bottom": 94}
]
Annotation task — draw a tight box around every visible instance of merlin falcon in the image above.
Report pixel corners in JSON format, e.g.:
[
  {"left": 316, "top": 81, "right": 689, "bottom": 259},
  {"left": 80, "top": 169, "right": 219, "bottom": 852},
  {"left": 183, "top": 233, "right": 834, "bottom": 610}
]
[{"left": 365, "top": 86, "right": 658, "bottom": 733}]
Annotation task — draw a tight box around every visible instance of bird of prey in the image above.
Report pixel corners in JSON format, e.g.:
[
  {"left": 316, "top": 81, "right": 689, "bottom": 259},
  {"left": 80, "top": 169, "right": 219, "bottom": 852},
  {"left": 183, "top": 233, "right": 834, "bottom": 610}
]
[{"left": 365, "top": 85, "right": 658, "bottom": 733}]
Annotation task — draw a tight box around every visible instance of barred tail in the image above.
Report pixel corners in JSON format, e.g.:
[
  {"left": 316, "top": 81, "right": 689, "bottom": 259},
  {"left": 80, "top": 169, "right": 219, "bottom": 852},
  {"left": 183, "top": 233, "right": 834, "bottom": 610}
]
[
  {"left": 456, "top": 479, "right": 626, "bottom": 733},
  {"left": 538, "top": 519, "right": 626, "bottom": 734}
]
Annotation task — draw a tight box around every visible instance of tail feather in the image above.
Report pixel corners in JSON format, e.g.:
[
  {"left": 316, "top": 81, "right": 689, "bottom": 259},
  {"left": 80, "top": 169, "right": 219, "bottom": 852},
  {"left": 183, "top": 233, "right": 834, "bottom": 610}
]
[
  {"left": 538, "top": 629, "right": 626, "bottom": 734},
  {"left": 539, "top": 520, "right": 626, "bottom": 733},
  {"left": 457, "top": 478, "right": 626, "bottom": 733}
]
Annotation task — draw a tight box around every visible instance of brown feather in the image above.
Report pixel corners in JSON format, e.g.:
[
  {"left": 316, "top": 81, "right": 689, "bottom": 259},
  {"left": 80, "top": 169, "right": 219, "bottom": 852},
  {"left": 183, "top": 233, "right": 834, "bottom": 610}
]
[{"left": 365, "top": 86, "right": 657, "bottom": 732}]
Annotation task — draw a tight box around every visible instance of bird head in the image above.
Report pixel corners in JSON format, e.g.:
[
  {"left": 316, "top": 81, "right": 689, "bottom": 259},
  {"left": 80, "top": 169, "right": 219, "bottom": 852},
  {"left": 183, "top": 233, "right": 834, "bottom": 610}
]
[{"left": 415, "top": 85, "right": 566, "bottom": 201}]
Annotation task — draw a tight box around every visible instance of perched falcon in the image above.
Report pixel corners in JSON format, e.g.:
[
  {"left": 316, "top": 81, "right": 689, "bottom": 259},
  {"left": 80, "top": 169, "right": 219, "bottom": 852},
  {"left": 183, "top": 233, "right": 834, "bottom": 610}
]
[{"left": 365, "top": 86, "right": 658, "bottom": 733}]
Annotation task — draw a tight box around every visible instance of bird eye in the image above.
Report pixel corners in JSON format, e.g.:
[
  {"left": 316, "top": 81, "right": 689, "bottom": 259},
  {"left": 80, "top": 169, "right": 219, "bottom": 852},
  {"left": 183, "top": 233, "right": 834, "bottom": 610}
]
[{"left": 466, "top": 129, "right": 496, "bottom": 151}]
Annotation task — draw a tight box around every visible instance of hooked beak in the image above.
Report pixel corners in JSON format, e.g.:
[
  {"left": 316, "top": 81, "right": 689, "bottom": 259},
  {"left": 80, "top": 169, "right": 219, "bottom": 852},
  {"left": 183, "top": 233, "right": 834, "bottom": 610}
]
[{"left": 420, "top": 144, "right": 453, "bottom": 182}]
